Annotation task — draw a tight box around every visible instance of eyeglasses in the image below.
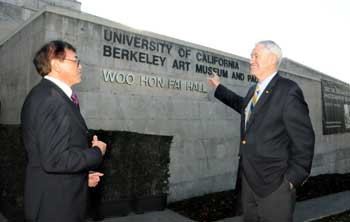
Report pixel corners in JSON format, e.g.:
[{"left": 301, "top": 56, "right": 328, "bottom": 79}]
[{"left": 64, "top": 58, "right": 80, "bottom": 67}]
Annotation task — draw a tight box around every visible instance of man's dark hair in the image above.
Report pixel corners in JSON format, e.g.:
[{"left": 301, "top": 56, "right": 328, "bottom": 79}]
[{"left": 33, "top": 40, "right": 76, "bottom": 77}]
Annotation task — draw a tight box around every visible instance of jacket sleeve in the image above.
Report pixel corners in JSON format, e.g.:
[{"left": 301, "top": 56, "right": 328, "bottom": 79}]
[
  {"left": 37, "top": 99, "right": 102, "bottom": 173},
  {"left": 283, "top": 84, "right": 315, "bottom": 186},
  {"left": 214, "top": 84, "right": 244, "bottom": 114}
]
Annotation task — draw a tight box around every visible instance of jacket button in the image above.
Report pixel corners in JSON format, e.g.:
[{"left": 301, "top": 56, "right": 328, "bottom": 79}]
[{"left": 242, "top": 140, "right": 246, "bottom": 144}]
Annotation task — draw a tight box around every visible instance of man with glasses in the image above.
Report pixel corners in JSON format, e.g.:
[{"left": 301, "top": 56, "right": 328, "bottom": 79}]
[{"left": 21, "top": 40, "right": 107, "bottom": 222}]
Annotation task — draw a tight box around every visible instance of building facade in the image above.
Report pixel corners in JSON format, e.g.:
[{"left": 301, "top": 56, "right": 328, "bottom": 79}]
[{"left": 1, "top": 0, "right": 350, "bottom": 208}]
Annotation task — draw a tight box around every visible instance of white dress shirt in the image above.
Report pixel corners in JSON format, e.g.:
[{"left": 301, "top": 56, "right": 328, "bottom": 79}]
[{"left": 44, "top": 75, "right": 73, "bottom": 100}]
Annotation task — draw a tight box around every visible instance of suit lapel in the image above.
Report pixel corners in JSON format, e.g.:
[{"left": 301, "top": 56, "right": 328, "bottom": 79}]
[
  {"left": 66, "top": 99, "right": 88, "bottom": 131},
  {"left": 243, "top": 85, "right": 255, "bottom": 111},
  {"left": 245, "top": 74, "right": 280, "bottom": 132},
  {"left": 42, "top": 79, "right": 88, "bottom": 131},
  {"left": 253, "top": 74, "right": 280, "bottom": 113}
]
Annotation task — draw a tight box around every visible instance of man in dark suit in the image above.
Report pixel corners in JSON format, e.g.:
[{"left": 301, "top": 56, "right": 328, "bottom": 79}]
[
  {"left": 207, "top": 40, "right": 315, "bottom": 222},
  {"left": 21, "top": 40, "right": 107, "bottom": 222}
]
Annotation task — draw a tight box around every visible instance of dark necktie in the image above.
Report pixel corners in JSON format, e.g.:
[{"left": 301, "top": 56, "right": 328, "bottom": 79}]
[{"left": 71, "top": 92, "right": 79, "bottom": 109}]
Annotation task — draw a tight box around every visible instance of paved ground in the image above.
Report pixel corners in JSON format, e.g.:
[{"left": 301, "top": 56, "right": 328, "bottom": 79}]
[
  {"left": 85, "top": 210, "right": 195, "bottom": 222},
  {"left": 216, "top": 191, "right": 350, "bottom": 222},
  {"left": 1, "top": 191, "right": 350, "bottom": 222}
]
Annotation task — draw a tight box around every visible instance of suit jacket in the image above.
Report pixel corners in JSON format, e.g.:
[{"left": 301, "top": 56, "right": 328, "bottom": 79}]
[
  {"left": 215, "top": 74, "right": 315, "bottom": 197},
  {"left": 21, "top": 79, "right": 103, "bottom": 222}
]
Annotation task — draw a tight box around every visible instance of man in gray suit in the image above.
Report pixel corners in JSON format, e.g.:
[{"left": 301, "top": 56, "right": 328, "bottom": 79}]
[
  {"left": 208, "top": 40, "right": 315, "bottom": 222},
  {"left": 21, "top": 40, "right": 106, "bottom": 222}
]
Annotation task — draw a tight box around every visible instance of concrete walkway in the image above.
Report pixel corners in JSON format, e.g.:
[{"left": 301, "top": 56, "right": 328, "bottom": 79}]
[
  {"left": 1, "top": 191, "right": 350, "bottom": 222},
  {"left": 216, "top": 191, "right": 350, "bottom": 222},
  {"left": 86, "top": 210, "right": 195, "bottom": 222}
]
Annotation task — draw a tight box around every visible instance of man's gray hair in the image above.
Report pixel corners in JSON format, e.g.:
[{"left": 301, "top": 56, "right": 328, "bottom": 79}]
[{"left": 256, "top": 40, "right": 283, "bottom": 68}]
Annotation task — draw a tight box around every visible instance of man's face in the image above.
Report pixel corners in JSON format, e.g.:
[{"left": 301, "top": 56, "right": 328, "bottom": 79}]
[
  {"left": 58, "top": 49, "right": 81, "bottom": 86},
  {"left": 250, "top": 44, "right": 276, "bottom": 80}
]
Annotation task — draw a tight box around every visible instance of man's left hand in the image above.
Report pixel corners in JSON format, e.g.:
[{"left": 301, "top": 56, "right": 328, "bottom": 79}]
[
  {"left": 207, "top": 72, "right": 220, "bottom": 88},
  {"left": 88, "top": 171, "right": 104, "bottom": 187}
]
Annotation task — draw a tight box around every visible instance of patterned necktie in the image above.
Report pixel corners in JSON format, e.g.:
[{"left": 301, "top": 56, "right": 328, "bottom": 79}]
[
  {"left": 246, "top": 85, "right": 260, "bottom": 126},
  {"left": 71, "top": 91, "right": 79, "bottom": 108},
  {"left": 250, "top": 85, "right": 260, "bottom": 111}
]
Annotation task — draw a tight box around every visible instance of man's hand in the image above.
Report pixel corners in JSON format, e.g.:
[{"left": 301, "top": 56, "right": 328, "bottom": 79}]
[
  {"left": 207, "top": 72, "right": 220, "bottom": 88},
  {"left": 88, "top": 171, "right": 104, "bottom": 187},
  {"left": 91, "top": 135, "right": 107, "bottom": 156}
]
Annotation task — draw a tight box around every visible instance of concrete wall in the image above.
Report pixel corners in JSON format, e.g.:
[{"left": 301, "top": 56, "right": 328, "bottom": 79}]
[
  {"left": 0, "top": 0, "right": 80, "bottom": 41},
  {"left": 0, "top": 1, "right": 34, "bottom": 40},
  {"left": 0, "top": 11, "right": 45, "bottom": 123},
  {"left": 1, "top": 7, "right": 350, "bottom": 203},
  {"left": 40, "top": 9, "right": 248, "bottom": 201},
  {"left": 280, "top": 60, "right": 350, "bottom": 176},
  {"left": 0, "top": 0, "right": 80, "bottom": 11}
]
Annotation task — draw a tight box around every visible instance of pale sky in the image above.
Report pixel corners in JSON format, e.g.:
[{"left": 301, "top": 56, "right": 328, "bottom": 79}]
[{"left": 80, "top": 0, "right": 350, "bottom": 83}]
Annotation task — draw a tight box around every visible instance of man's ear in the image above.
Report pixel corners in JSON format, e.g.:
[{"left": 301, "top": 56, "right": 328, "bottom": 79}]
[
  {"left": 50, "top": 58, "right": 60, "bottom": 73},
  {"left": 269, "top": 54, "right": 278, "bottom": 67}
]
